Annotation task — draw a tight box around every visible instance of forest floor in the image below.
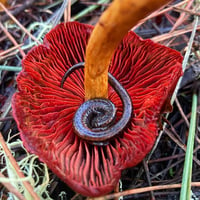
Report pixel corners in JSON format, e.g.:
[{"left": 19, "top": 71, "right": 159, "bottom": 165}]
[{"left": 0, "top": 0, "right": 200, "bottom": 199}]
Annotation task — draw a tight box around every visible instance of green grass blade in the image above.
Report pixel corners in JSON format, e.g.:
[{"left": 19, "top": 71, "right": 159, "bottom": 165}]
[
  {"left": 180, "top": 92, "right": 198, "bottom": 200},
  {"left": 171, "top": 16, "right": 198, "bottom": 104},
  {"left": 71, "top": 0, "right": 110, "bottom": 21}
]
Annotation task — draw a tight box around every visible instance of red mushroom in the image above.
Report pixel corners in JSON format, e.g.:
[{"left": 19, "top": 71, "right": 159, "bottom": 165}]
[
  {"left": 12, "top": 0, "right": 183, "bottom": 197},
  {"left": 12, "top": 21, "right": 182, "bottom": 197}
]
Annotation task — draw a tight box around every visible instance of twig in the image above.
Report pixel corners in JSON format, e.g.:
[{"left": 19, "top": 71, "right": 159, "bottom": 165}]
[
  {"left": 132, "top": 0, "right": 191, "bottom": 30},
  {"left": 80, "top": 1, "right": 109, "bottom": 6},
  {"left": 0, "top": 172, "right": 26, "bottom": 200},
  {"left": 170, "top": 16, "right": 199, "bottom": 104},
  {"left": 173, "top": 6, "right": 200, "bottom": 17},
  {"left": 0, "top": 2, "right": 40, "bottom": 45},
  {"left": 89, "top": 182, "right": 200, "bottom": 200},
  {"left": 0, "top": 35, "right": 7, "bottom": 42},
  {"left": 71, "top": 193, "right": 81, "bottom": 200},
  {"left": 174, "top": 106, "right": 200, "bottom": 128},
  {"left": 148, "top": 153, "right": 185, "bottom": 164},
  {"left": 150, "top": 159, "right": 184, "bottom": 180},
  {"left": 64, "top": 0, "right": 71, "bottom": 22},
  {"left": 164, "top": 128, "right": 200, "bottom": 167},
  {"left": 151, "top": 24, "right": 200, "bottom": 42},
  {"left": 0, "top": 116, "right": 13, "bottom": 122},
  {"left": 0, "top": 22, "right": 25, "bottom": 58},
  {"left": 142, "top": 160, "right": 155, "bottom": 200},
  {"left": 170, "top": 0, "right": 193, "bottom": 32},
  {"left": 0, "top": 43, "right": 23, "bottom": 57},
  {"left": 175, "top": 97, "right": 190, "bottom": 128},
  {"left": 0, "top": 133, "right": 40, "bottom": 200},
  {"left": 0, "top": 51, "right": 20, "bottom": 61},
  {"left": 0, "top": 0, "right": 35, "bottom": 22}
]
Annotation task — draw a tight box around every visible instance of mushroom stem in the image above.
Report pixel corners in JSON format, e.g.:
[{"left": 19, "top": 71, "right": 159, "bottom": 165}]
[{"left": 84, "top": 0, "right": 171, "bottom": 100}]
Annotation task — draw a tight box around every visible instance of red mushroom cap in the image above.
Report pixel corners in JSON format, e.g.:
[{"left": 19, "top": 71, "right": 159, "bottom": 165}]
[{"left": 12, "top": 22, "right": 182, "bottom": 197}]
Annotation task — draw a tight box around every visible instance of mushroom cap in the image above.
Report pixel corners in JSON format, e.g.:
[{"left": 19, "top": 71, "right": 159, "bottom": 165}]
[{"left": 12, "top": 22, "right": 183, "bottom": 197}]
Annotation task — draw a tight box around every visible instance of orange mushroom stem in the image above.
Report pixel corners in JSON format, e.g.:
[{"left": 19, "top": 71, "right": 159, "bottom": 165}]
[{"left": 85, "top": 0, "right": 172, "bottom": 100}]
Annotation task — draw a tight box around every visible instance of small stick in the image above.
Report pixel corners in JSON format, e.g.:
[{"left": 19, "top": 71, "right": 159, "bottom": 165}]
[
  {"left": 0, "top": 22, "right": 26, "bottom": 58},
  {"left": 64, "top": 0, "right": 71, "bottom": 22},
  {"left": 0, "top": 0, "right": 35, "bottom": 22},
  {"left": 132, "top": 0, "right": 190, "bottom": 31},
  {"left": 170, "top": 0, "right": 193, "bottom": 32},
  {"left": 0, "top": 51, "right": 20, "bottom": 61},
  {"left": 164, "top": 128, "right": 200, "bottom": 167},
  {"left": 175, "top": 97, "right": 190, "bottom": 128},
  {"left": 0, "top": 133, "right": 40, "bottom": 200},
  {"left": 142, "top": 160, "right": 155, "bottom": 200},
  {"left": 0, "top": 2, "right": 40, "bottom": 45},
  {"left": 84, "top": 0, "right": 172, "bottom": 100},
  {"left": 173, "top": 6, "right": 200, "bottom": 17},
  {"left": 89, "top": 182, "right": 200, "bottom": 200},
  {"left": 0, "top": 43, "right": 23, "bottom": 57},
  {"left": 0, "top": 172, "right": 26, "bottom": 200},
  {"left": 152, "top": 24, "right": 200, "bottom": 42},
  {"left": 0, "top": 116, "right": 13, "bottom": 121}
]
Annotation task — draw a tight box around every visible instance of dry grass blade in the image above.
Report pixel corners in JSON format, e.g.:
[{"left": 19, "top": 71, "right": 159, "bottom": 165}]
[
  {"left": 0, "top": 22, "right": 25, "bottom": 58},
  {"left": 89, "top": 182, "right": 200, "bottom": 200},
  {"left": 171, "top": 15, "right": 199, "bottom": 104},
  {"left": 0, "top": 172, "right": 26, "bottom": 200},
  {"left": 0, "top": 2, "right": 41, "bottom": 45},
  {"left": 0, "top": 133, "right": 40, "bottom": 200},
  {"left": 170, "top": 0, "right": 193, "bottom": 32},
  {"left": 132, "top": 0, "right": 191, "bottom": 30},
  {"left": 64, "top": 0, "right": 71, "bottom": 22},
  {"left": 173, "top": 6, "right": 200, "bottom": 17},
  {"left": 0, "top": 44, "right": 23, "bottom": 57},
  {"left": 152, "top": 24, "right": 200, "bottom": 42},
  {"left": 175, "top": 97, "right": 190, "bottom": 128}
]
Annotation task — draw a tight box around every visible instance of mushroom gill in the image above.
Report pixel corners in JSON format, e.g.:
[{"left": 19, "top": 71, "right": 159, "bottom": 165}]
[{"left": 12, "top": 22, "right": 182, "bottom": 197}]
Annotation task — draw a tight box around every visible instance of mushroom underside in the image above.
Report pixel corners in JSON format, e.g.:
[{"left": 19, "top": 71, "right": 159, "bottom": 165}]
[{"left": 12, "top": 22, "right": 183, "bottom": 197}]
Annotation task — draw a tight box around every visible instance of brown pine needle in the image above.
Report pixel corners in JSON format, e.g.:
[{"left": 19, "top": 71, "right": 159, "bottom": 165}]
[
  {"left": 0, "top": 43, "right": 24, "bottom": 57},
  {"left": 0, "top": 2, "right": 41, "bottom": 45},
  {"left": 0, "top": 133, "right": 40, "bottom": 200},
  {"left": 173, "top": 7, "right": 200, "bottom": 17},
  {"left": 175, "top": 97, "right": 190, "bottom": 128},
  {"left": 64, "top": 0, "right": 71, "bottom": 22},
  {"left": 0, "top": 22, "right": 26, "bottom": 58},
  {"left": 0, "top": 172, "right": 26, "bottom": 200},
  {"left": 132, "top": 0, "right": 191, "bottom": 30},
  {"left": 152, "top": 24, "right": 200, "bottom": 42},
  {"left": 89, "top": 182, "right": 200, "bottom": 200}
]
